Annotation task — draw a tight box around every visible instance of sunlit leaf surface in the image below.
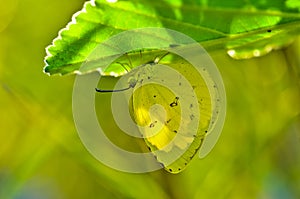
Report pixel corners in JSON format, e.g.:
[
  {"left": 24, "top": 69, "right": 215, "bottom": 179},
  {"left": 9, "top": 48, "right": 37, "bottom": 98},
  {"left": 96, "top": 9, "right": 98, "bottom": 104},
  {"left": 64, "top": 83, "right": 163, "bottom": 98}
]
[{"left": 44, "top": 0, "right": 300, "bottom": 75}]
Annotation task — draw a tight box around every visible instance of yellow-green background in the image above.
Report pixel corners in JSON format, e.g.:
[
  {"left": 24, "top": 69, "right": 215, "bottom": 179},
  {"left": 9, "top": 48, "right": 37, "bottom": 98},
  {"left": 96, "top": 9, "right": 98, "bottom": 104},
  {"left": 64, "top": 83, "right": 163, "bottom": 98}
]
[{"left": 1, "top": 0, "right": 299, "bottom": 198}]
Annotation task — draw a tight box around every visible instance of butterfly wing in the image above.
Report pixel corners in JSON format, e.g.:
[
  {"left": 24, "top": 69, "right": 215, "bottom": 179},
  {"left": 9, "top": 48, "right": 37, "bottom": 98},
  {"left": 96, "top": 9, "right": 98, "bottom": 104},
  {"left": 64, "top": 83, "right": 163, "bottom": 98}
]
[{"left": 130, "top": 60, "right": 214, "bottom": 173}]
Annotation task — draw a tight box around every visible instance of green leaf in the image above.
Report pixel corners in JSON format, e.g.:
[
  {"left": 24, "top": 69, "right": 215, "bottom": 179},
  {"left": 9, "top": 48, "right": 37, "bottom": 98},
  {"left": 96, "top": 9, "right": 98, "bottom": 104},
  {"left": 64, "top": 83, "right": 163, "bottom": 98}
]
[{"left": 44, "top": 0, "right": 300, "bottom": 76}]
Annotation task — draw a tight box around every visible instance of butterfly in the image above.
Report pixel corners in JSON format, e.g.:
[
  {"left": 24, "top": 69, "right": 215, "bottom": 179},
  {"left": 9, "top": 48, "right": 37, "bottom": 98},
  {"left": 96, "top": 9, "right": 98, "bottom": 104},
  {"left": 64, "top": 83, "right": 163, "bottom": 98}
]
[{"left": 96, "top": 50, "right": 218, "bottom": 174}]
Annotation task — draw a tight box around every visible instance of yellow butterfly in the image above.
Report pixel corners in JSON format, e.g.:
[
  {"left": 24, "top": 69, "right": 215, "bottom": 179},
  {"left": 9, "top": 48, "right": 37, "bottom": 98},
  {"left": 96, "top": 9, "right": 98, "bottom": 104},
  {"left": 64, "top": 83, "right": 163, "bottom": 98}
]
[{"left": 97, "top": 51, "right": 219, "bottom": 174}]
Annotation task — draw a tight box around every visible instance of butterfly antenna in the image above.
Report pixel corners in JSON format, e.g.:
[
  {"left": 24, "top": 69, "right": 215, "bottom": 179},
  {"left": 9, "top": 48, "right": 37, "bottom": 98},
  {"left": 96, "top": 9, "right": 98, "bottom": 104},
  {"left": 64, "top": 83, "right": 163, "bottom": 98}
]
[
  {"left": 95, "top": 52, "right": 138, "bottom": 93},
  {"left": 95, "top": 79, "right": 137, "bottom": 93},
  {"left": 95, "top": 87, "right": 131, "bottom": 93}
]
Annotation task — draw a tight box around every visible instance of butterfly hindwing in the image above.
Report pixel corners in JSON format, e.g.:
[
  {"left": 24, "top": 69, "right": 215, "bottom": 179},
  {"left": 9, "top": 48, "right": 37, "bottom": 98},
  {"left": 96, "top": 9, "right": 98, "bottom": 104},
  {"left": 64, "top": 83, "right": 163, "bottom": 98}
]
[{"left": 129, "top": 58, "right": 214, "bottom": 173}]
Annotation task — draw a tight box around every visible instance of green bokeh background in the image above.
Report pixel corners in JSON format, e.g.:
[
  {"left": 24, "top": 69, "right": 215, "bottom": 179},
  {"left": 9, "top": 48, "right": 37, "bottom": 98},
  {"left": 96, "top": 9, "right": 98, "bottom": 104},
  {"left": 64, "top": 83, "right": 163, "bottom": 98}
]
[{"left": 1, "top": 0, "right": 299, "bottom": 198}]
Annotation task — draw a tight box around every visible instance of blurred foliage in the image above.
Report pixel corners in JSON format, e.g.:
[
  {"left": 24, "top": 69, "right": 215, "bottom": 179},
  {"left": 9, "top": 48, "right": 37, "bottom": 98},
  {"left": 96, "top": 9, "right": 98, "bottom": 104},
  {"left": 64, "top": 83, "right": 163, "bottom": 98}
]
[{"left": 0, "top": 0, "right": 300, "bottom": 199}]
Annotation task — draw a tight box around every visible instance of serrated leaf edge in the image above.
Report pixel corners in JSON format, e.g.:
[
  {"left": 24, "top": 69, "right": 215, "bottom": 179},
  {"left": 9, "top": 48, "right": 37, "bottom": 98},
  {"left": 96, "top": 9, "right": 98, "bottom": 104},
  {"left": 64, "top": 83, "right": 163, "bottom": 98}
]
[{"left": 43, "top": 0, "right": 97, "bottom": 76}]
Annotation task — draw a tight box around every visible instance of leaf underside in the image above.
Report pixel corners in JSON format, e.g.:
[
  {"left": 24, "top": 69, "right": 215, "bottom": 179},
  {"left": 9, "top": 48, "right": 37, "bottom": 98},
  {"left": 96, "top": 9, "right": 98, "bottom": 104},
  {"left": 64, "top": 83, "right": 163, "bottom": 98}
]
[{"left": 44, "top": 0, "right": 300, "bottom": 76}]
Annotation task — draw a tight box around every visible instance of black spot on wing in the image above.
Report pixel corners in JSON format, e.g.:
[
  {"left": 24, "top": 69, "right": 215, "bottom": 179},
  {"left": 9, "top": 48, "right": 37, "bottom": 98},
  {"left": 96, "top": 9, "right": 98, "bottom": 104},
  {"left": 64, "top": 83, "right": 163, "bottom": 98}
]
[
  {"left": 190, "top": 114, "right": 195, "bottom": 120},
  {"left": 149, "top": 121, "right": 158, "bottom": 128},
  {"left": 170, "top": 97, "right": 179, "bottom": 107}
]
